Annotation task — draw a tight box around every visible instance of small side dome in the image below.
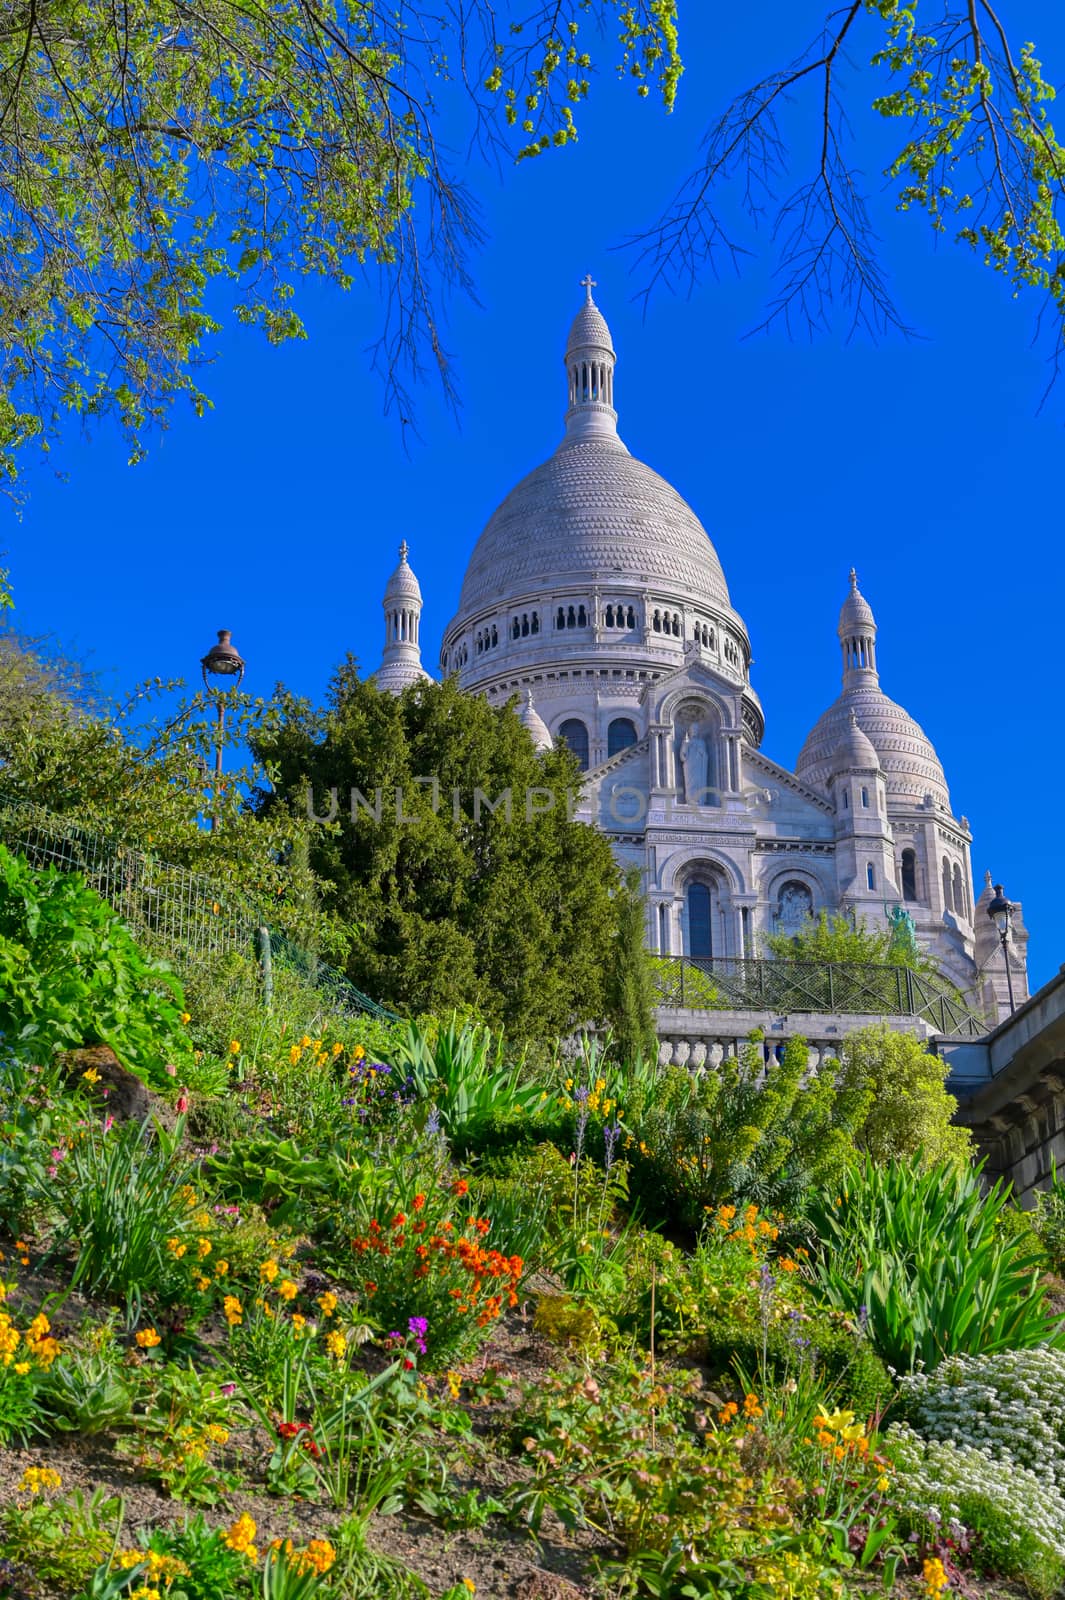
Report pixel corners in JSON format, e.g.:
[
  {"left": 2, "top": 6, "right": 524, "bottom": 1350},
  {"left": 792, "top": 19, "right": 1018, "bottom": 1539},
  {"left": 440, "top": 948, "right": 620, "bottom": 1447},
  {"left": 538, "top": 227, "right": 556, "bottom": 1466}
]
[
  {"left": 383, "top": 540, "right": 423, "bottom": 603},
  {"left": 566, "top": 297, "right": 615, "bottom": 358},
  {"left": 517, "top": 690, "right": 553, "bottom": 751},
  {"left": 829, "top": 709, "right": 881, "bottom": 777}
]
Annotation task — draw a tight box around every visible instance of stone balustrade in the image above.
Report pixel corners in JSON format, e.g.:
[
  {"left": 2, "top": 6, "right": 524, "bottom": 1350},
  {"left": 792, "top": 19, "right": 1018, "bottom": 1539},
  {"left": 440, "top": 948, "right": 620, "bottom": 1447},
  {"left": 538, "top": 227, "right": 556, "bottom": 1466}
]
[{"left": 654, "top": 1006, "right": 935, "bottom": 1072}]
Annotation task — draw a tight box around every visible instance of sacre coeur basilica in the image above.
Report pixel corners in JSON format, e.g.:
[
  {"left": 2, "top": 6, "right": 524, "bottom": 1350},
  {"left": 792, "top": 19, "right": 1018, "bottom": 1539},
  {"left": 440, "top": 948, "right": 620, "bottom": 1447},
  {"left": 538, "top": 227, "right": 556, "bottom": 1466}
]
[{"left": 370, "top": 280, "right": 1028, "bottom": 1022}]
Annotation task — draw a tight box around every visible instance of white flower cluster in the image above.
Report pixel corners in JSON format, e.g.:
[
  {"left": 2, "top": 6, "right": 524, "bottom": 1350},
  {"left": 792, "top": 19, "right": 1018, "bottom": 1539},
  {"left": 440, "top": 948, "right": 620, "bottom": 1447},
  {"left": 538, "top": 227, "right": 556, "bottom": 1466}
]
[
  {"left": 886, "top": 1423, "right": 1065, "bottom": 1566},
  {"left": 898, "top": 1347, "right": 1065, "bottom": 1488}
]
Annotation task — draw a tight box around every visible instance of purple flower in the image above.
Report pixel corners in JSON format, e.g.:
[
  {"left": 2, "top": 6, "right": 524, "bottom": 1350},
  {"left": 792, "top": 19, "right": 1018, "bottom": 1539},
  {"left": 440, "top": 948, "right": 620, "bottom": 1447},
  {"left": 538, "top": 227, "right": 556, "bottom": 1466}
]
[
  {"left": 603, "top": 1121, "right": 620, "bottom": 1173},
  {"left": 408, "top": 1316, "right": 428, "bottom": 1336},
  {"left": 220, "top": 1382, "right": 237, "bottom": 1397}
]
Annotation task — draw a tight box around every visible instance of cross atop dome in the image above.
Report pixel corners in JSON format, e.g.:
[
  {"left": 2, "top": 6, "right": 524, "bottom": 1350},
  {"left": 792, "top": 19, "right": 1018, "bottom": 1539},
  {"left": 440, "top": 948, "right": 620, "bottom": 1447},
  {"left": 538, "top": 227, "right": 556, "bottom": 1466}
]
[
  {"left": 580, "top": 272, "right": 597, "bottom": 301},
  {"left": 399, "top": 539, "right": 409, "bottom": 562}
]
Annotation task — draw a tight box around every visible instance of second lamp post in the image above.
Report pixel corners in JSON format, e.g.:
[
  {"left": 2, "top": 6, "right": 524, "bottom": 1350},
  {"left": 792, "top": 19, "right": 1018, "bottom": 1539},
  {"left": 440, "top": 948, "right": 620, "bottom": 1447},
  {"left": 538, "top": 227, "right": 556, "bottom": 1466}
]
[{"left": 200, "top": 629, "right": 245, "bottom": 833}]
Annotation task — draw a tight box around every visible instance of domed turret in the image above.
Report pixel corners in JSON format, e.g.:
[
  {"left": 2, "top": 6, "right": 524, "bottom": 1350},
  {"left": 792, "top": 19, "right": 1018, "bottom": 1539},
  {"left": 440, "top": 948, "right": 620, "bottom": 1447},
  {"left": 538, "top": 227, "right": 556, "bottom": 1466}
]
[
  {"left": 517, "top": 690, "right": 553, "bottom": 751},
  {"left": 829, "top": 709, "right": 881, "bottom": 777},
  {"left": 797, "top": 571, "right": 949, "bottom": 807},
  {"left": 374, "top": 541, "right": 432, "bottom": 694}
]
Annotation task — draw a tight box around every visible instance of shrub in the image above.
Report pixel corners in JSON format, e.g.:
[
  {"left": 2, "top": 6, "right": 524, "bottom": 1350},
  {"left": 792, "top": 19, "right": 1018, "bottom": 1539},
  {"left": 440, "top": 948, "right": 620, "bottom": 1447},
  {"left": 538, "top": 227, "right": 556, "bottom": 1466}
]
[
  {"left": 384, "top": 1016, "right": 543, "bottom": 1143},
  {"left": 1033, "top": 1162, "right": 1065, "bottom": 1274},
  {"left": 833, "top": 1024, "right": 971, "bottom": 1166},
  {"left": 624, "top": 1038, "right": 871, "bottom": 1230},
  {"left": 887, "top": 1423, "right": 1065, "bottom": 1597},
  {"left": 0, "top": 845, "right": 191, "bottom": 1087},
  {"left": 898, "top": 1348, "right": 1065, "bottom": 1490},
  {"left": 806, "top": 1156, "right": 1065, "bottom": 1373}
]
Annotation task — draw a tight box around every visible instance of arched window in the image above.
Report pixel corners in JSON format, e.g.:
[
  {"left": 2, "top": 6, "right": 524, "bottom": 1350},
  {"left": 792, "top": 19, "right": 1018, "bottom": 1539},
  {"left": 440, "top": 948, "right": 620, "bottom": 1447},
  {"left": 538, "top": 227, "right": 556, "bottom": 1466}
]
[
  {"left": 687, "top": 883, "right": 713, "bottom": 958},
  {"left": 557, "top": 718, "right": 589, "bottom": 773},
  {"left": 653, "top": 610, "right": 661, "bottom": 632},
  {"left": 511, "top": 618, "right": 520, "bottom": 640},
  {"left": 491, "top": 626, "right": 498, "bottom": 647},
  {"left": 953, "top": 862, "right": 965, "bottom": 918},
  {"left": 604, "top": 604, "right": 615, "bottom": 627},
  {"left": 861, "top": 785, "right": 869, "bottom": 808},
  {"left": 556, "top": 606, "right": 565, "bottom": 629},
  {"left": 521, "top": 614, "right": 529, "bottom": 637},
  {"left": 626, "top": 605, "right": 636, "bottom": 628},
  {"left": 577, "top": 604, "right": 587, "bottom": 627},
  {"left": 901, "top": 848, "right": 917, "bottom": 902},
  {"left": 531, "top": 613, "right": 540, "bottom": 634},
  {"left": 842, "top": 790, "right": 849, "bottom": 809},
  {"left": 942, "top": 857, "right": 952, "bottom": 911},
  {"left": 567, "top": 605, "right": 577, "bottom": 627},
  {"left": 607, "top": 717, "right": 637, "bottom": 758},
  {"left": 866, "top": 863, "right": 876, "bottom": 891}
]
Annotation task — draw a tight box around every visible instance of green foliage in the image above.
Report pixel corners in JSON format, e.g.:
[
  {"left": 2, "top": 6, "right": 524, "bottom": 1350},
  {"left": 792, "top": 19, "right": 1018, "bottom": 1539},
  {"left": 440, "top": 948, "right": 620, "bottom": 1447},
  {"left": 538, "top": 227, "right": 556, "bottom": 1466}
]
[
  {"left": 765, "top": 909, "right": 916, "bottom": 968},
  {"left": 0, "top": 1057, "right": 73, "bottom": 1231},
  {"left": 1033, "top": 1160, "right": 1065, "bottom": 1274},
  {"left": 255, "top": 670, "right": 623, "bottom": 1043},
  {"left": 0, "top": 845, "right": 191, "bottom": 1086},
  {"left": 50, "top": 1117, "right": 204, "bottom": 1322},
  {"left": 0, "top": 1, "right": 679, "bottom": 487},
  {"left": 386, "top": 1016, "right": 544, "bottom": 1141},
  {"left": 807, "top": 1155, "right": 1065, "bottom": 1373},
  {"left": 624, "top": 1037, "right": 873, "bottom": 1230},
  {"left": 834, "top": 1024, "right": 971, "bottom": 1166},
  {"left": 0, "top": 1485, "right": 123, "bottom": 1594},
  {"left": 604, "top": 868, "right": 658, "bottom": 1062}
]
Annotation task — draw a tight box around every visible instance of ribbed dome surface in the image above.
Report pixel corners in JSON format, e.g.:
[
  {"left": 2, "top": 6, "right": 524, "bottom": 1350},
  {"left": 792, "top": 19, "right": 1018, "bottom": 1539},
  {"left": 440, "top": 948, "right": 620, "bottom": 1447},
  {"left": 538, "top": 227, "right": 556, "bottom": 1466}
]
[
  {"left": 797, "top": 687, "right": 949, "bottom": 806},
  {"left": 566, "top": 301, "right": 614, "bottom": 353},
  {"left": 383, "top": 547, "right": 422, "bottom": 602},
  {"left": 457, "top": 438, "right": 731, "bottom": 612}
]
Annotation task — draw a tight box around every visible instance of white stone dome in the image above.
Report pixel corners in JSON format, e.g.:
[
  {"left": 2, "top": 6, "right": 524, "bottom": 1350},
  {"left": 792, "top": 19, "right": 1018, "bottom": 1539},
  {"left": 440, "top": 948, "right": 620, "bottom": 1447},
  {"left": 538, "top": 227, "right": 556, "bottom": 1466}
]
[
  {"left": 383, "top": 541, "right": 422, "bottom": 603},
  {"left": 797, "top": 686, "right": 948, "bottom": 805},
  {"left": 516, "top": 690, "right": 553, "bottom": 750},
  {"left": 828, "top": 708, "right": 881, "bottom": 776},
  {"left": 457, "top": 435, "right": 731, "bottom": 612}
]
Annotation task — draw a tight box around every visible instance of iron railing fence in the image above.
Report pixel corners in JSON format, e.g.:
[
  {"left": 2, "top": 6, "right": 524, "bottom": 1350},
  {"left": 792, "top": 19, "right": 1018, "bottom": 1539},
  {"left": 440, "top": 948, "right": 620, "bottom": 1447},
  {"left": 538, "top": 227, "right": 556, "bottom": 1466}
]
[
  {"left": 0, "top": 795, "right": 397, "bottom": 1022},
  {"left": 650, "top": 954, "right": 989, "bottom": 1039}
]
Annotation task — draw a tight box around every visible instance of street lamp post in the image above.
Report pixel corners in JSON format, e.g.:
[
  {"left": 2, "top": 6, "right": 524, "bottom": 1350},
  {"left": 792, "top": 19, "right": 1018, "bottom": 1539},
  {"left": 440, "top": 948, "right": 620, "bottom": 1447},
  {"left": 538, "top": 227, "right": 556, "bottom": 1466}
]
[
  {"left": 986, "top": 882, "right": 1016, "bottom": 1016},
  {"left": 200, "top": 629, "right": 245, "bottom": 833}
]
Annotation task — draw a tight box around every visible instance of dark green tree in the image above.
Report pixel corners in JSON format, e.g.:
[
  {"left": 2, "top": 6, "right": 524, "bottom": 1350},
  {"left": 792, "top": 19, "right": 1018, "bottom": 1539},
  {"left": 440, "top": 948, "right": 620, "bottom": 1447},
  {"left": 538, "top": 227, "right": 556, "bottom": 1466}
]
[
  {"left": 253, "top": 665, "right": 623, "bottom": 1041},
  {"left": 605, "top": 866, "right": 657, "bottom": 1065}
]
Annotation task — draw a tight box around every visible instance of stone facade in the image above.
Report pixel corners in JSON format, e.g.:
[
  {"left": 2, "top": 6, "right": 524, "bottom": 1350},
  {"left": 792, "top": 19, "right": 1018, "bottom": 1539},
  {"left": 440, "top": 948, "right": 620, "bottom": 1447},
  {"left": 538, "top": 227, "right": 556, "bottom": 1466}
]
[{"left": 375, "top": 284, "right": 1030, "bottom": 1021}]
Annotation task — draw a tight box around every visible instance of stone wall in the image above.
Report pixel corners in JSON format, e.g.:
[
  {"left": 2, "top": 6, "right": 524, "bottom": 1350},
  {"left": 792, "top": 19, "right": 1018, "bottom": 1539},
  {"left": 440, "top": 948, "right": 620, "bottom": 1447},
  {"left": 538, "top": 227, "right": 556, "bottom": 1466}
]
[{"left": 655, "top": 1006, "right": 933, "bottom": 1071}]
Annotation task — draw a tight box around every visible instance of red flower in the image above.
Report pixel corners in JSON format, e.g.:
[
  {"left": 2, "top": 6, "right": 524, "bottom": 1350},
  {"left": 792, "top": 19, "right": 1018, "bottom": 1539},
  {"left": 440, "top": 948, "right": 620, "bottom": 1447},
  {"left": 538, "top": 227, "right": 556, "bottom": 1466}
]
[
  {"left": 403, "top": 1358, "right": 415, "bottom": 1370},
  {"left": 392, "top": 1213, "right": 406, "bottom": 1228},
  {"left": 413, "top": 1194, "right": 426, "bottom": 1211},
  {"left": 452, "top": 1180, "right": 469, "bottom": 1197}
]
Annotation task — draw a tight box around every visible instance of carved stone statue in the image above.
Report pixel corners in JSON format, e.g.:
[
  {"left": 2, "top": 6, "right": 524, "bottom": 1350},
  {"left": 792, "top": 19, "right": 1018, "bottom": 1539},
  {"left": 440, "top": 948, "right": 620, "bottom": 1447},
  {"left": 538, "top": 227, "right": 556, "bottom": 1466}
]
[
  {"left": 777, "top": 882, "right": 813, "bottom": 934},
  {"left": 680, "top": 726, "right": 709, "bottom": 806},
  {"left": 887, "top": 903, "right": 919, "bottom": 961}
]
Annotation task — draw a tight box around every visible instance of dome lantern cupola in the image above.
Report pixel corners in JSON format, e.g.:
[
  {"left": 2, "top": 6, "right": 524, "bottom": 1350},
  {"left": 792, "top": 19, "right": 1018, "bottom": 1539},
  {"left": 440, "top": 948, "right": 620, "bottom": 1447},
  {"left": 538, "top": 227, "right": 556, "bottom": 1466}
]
[
  {"left": 839, "top": 568, "right": 878, "bottom": 690},
  {"left": 374, "top": 540, "right": 432, "bottom": 694},
  {"left": 562, "top": 274, "right": 620, "bottom": 447}
]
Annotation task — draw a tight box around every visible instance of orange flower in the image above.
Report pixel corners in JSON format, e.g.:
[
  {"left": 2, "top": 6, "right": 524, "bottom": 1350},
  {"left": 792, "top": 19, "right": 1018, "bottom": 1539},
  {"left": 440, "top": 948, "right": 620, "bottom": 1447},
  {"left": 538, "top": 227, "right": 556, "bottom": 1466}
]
[
  {"left": 413, "top": 1194, "right": 426, "bottom": 1211},
  {"left": 452, "top": 1180, "right": 469, "bottom": 1197}
]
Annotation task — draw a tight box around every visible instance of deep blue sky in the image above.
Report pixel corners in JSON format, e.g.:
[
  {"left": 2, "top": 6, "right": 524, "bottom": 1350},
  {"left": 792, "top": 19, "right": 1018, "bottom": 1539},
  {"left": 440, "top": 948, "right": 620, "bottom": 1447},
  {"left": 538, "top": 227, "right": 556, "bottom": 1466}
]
[{"left": 8, "top": 3, "right": 1064, "bottom": 989}]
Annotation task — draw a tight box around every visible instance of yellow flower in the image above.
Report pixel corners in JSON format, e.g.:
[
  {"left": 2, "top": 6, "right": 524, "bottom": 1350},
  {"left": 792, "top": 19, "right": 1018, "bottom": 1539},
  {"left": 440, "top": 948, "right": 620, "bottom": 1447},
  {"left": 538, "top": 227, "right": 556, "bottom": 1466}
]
[
  {"left": 215, "top": 1259, "right": 229, "bottom": 1276},
  {"left": 13, "top": 1361, "right": 29, "bottom": 1375},
  {"left": 463, "top": 1581, "right": 476, "bottom": 1595},
  {"left": 564, "top": 1078, "right": 574, "bottom": 1090},
  {"left": 876, "top": 1474, "right": 890, "bottom": 1492},
  {"left": 224, "top": 1512, "right": 258, "bottom": 1560},
  {"left": 291, "top": 1313, "right": 307, "bottom": 1338},
  {"left": 277, "top": 1278, "right": 298, "bottom": 1302},
  {"left": 446, "top": 1371, "right": 462, "bottom": 1400},
  {"left": 260, "top": 1259, "right": 279, "bottom": 1283},
  {"left": 165, "top": 1238, "right": 187, "bottom": 1260},
  {"left": 135, "top": 1328, "right": 162, "bottom": 1349},
  {"left": 326, "top": 1329, "right": 346, "bottom": 1360},
  {"left": 82, "top": 1067, "right": 100, "bottom": 1085},
  {"left": 289, "top": 1045, "right": 302, "bottom": 1065},
  {"left": 19, "top": 1466, "right": 62, "bottom": 1495},
  {"left": 194, "top": 1275, "right": 211, "bottom": 1292},
  {"left": 229, "top": 1040, "right": 241, "bottom": 1055},
  {"left": 300, "top": 1035, "right": 312, "bottom": 1050},
  {"left": 317, "top": 1291, "right": 338, "bottom": 1317},
  {"left": 197, "top": 1237, "right": 212, "bottom": 1259},
  {"left": 180, "top": 1012, "right": 191, "bottom": 1024},
  {"left": 205, "top": 1423, "right": 229, "bottom": 1444},
  {"left": 332, "top": 1041, "right": 343, "bottom": 1056},
  {"left": 222, "top": 1295, "right": 243, "bottom": 1327}
]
